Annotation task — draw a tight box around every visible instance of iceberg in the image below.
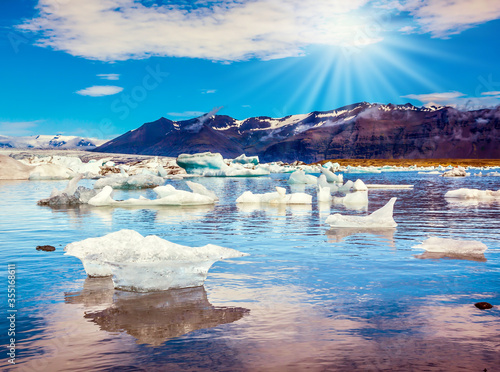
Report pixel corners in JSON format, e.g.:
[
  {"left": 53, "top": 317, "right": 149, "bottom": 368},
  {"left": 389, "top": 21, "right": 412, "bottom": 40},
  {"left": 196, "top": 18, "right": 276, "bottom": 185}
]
[
  {"left": 352, "top": 179, "right": 368, "bottom": 191},
  {"left": 325, "top": 197, "right": 397, "bottom": 228},
  {"left": 232, "top": 154, "right": 259, "bottom": 165},
  {"left": 288, "top": 170, "right": 318, "bottom": 184},
  {"left": 236, "top": 186, "right": 312, "bottom": 205},
  {"left": 94, "top": 174, "right": 165, "bottom": 189},
  {"left": 444, "top": 188, "right": 500, "bottom": 200},
  {"left": 317, "top": 186, "right": 332, "bottom": 203},
  {"left": 88, "top": 185, "right": 216, "bottom": 207},
  {"left": 176, "top": 152, "right": 227, "bottom": 173},
  {"left": 442, "top": 166, "right": 467, "bottom": 177},
  {"left": 29, "top": 163, "right": 75, "bottom": 180},
  {"left": 320, "top": 167, "right": 343, "bottom": 183},
  {"left": 338, "top": 180, "right": 354, "bottom": 192},
  {"left": 333, "top": 191, "right": 369, "bottom": 209},
  {"left": 186, "top": 181, "right": 219, "bottom": 201},
  {"left": 413, "top": 237, "right": 487, "bottom": 254},
  {"left": 64, "top": 229, "right": 248, "bottom": 291},
  {"left": 37, "top": 175, "right": 99, "bottom": 206},
  {"left": 0, "top": 155, "right": 34, "bottom": 180}
]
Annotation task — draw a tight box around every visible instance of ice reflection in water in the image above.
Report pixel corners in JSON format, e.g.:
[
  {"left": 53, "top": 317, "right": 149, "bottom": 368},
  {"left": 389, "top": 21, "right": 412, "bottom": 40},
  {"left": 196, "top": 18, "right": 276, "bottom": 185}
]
[{"left": 66, "top": 278, "right": 249, "bottom": 346}]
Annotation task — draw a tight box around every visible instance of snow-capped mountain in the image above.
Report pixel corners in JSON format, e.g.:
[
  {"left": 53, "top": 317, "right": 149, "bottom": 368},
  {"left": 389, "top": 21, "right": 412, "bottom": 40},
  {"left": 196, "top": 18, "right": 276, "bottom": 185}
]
[
  {"left": 0, "top": 134, "right": 108, "bottom": 150},
  {"left": 94, "top": 102, "right": 500, "bottom": 161}
]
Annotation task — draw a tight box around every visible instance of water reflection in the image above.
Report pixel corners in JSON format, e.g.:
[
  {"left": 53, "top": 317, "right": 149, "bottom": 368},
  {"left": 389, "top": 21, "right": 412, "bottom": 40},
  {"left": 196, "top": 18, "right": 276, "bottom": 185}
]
[
  {"left": 66, "top": 278, "right": 249, "bottom": 346},
  {"left": 40, "top": 203, "right": 214, "bottom": 225},
  {"left": 414, "top": 251, "right": 487, "bottom": 262},
  {"left": 326, "top": 227, "right": 396, "bottom": 246}
]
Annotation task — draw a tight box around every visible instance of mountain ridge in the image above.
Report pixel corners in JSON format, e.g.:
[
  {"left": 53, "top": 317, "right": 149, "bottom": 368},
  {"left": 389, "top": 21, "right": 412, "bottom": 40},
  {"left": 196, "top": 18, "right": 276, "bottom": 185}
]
[{"left": 94, "top": 102, "right": 500, "bottom": 162}]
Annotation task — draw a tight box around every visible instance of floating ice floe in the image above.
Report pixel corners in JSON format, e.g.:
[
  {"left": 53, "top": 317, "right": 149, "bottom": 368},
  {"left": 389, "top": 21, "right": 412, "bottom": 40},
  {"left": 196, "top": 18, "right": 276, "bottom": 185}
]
[
  {"left": 317, "top": 186, "right": 332, "bottom": 203},
  {"left": 486, "top": 171, "right": 500, "bottom": 177},
  {"left": 352, "top": 179, "right": 367, "bottom": 191},
  {"left": 333, "top": 191, "right": 369, "bottom": 210},
  {"left": 412, "top": 237, "right": 487, "bottom": 255},
  {"left": 325, "top": 197, "right": 397, "bottom": 228},
  {"left": 442, "top": 166, "right": 467, "bottom": 177},
  {"left": 365, "top": 184, "right": 414, "bottom": 189},
  {"left": 444, "top": 188, "right": 500, "bottom": 200},
  {"left": 345, "top": 165, "right": 382, "bottom": 174},
  {"left": 64, "top": 229, "right": 248, "bottom": 291},
  {"left": 37, "top": 175, "right": 99, "bottom": 206},
  {"left": 320, "top": 167, "right": 343, "bottom": 183},
  {"left": 177, "top": 152, "right": 269, "bottom": 177},
  {"left": 338, "top": 180, "right": 355, "bottom": 192},
  {"left": 186, "top": 181, "right": 219, "bottom": 201},
  {"left": 29, "top": 163, "right": 75, "bottom": 180},
  {"left": 94, "top": 174, "right": 165, "bottom": 189},
  {"left": 88, "top": 184, "right": 216, "bottom": 207},
  {"left": 232, "top": 154, "right": 259, "bottom": 165},
  {"left": 236, "top": 186, "right": 312, "bottom": 204},
  {"left": 288, "top": 170, "right": 318, "bottom": 184}
]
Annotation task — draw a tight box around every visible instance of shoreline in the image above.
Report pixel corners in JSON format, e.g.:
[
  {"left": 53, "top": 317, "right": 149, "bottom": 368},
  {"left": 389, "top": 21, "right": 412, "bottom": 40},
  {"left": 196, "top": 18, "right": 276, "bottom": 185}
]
[
  {"left": 315, "top": 158, "right": 500, "bottom": 168},
  {"left": 1, "top": 149, "right": 499, "bottom": 168}
]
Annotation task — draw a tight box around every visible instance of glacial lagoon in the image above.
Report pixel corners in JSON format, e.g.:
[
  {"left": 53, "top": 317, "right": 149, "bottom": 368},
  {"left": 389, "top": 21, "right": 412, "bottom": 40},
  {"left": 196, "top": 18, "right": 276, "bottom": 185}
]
[{"left": 1, "top": 171, "right": 499, "bottom": 371}]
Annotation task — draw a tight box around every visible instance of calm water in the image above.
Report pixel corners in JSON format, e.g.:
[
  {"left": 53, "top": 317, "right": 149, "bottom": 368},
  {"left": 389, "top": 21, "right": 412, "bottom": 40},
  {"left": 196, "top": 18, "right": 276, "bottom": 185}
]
[{"left": 1, "top": 172, "right": 499, "bottom": 371}]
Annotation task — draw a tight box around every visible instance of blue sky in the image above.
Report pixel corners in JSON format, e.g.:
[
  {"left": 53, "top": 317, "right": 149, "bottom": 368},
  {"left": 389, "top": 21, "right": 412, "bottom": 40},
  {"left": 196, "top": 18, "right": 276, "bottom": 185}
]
[{"left": 1, "top": 0, "right": 500, "bottom": 140}]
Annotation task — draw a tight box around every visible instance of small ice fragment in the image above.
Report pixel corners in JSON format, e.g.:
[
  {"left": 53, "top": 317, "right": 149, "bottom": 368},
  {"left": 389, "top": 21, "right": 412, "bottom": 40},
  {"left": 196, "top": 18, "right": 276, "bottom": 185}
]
[
  {"left": 412, "top": 237, "right": 487, "bottom": 254},
  {"left": 317, "top": 186, "right": 332, "bottom": 203},
  {"left": 325, "top": 197, "right": 397, "bottom": 228},
  {"left": 444, "top": 188, "right": 500, "bottom": 200}
]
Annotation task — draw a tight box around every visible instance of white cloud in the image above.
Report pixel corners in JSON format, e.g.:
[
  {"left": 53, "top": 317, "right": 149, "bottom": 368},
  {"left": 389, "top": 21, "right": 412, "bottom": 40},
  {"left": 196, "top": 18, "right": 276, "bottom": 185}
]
[
  {"left": 97, "top": 73, "right": 120, "bottom": 81},
  {"left": 75, "top": 85, "right": 124, "bottom": 97},
  {"left": 19, "top": 0, "right": 379, "bottom": 62},
  {"left": 0, "top": 120, "right": 44, "bottom": 136},
  {"left": 166, "top": 111, "right": 205, "bottom": 118},
  {"left": 201, "top": 89, "right": 217, "bottom": 94},
  {"left": 399, "top": 0, "right": 500, "bottom": 37},
  {"left": 402, "top": 91, "right": 500, "bottom": 109},
  {"left": 402, "top": 91, "right": 465, "bottom": 103},
  {"left": 481, "top": 91, "right": 500, "bottom": 96}
]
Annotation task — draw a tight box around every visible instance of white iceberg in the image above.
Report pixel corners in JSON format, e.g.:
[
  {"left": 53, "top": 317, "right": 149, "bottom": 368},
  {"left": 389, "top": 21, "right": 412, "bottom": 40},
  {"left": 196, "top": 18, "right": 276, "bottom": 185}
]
[
  {"left": 186, "top": 181, "right": 219, "bottom": 201},
  {"left": 0, "top": 155, "right": 34, "bottom": 180},
  {"left": 412, "top": 237, "right": 487, "bottom": 254},
  {"left": 338, "top": 180, "right": 355, "bottom": 192},
  {"left": 288, "top": 170, "right": 318, "bottom": 184},
  {"left": 236, "top": 186, "right": 312, "bottom": 205},
  {"left": 317, "top": 186, "right": 332, "bottom": 203},
  {"left": 442, "top": 166, "right": 467, "bottom": 177},
  {"left": 352, "top": 179, "right": 368, "bottom": 191},
  {"left": 64, "top": 230, "right": 248, "bottom": 291},
  {"left": 88, "top": 185, "right": 216, "bottom": 207},
  {"left": 444, "top": 188, "right": 500, "bottom": 200},
  {"left": 333, "top": 191, "right": 369, "bottom": 209},
  {"left": 325, "top": 197, "right": 397, "bottom": 228},
  {"left": 320, "top": 167, "right": 343, "bottom": 183},
  {"left": 94, "top": 174, "right": 165, "bottom": 189},
  {"left": 29, "top": 163, "right": 75, "bottom": 180}
]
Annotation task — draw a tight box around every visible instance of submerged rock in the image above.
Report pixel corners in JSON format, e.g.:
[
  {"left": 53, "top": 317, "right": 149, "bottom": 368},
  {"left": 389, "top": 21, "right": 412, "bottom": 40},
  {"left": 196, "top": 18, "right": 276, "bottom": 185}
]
[
  {"left": 474, "top": 302, "right": 493, "bottom": 310},
  {"left": 36, "top": 245, "right": 56, "bottom": 252}
]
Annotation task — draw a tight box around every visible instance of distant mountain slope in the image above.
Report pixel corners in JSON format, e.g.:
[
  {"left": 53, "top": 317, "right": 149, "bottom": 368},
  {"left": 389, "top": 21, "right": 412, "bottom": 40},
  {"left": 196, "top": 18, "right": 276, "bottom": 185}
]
[
  {"left": 0, "top": 134, "right": 107, "bottom": 150},
  {"left": 93, "top": 102, "right": 500, "bottom": 161}
]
